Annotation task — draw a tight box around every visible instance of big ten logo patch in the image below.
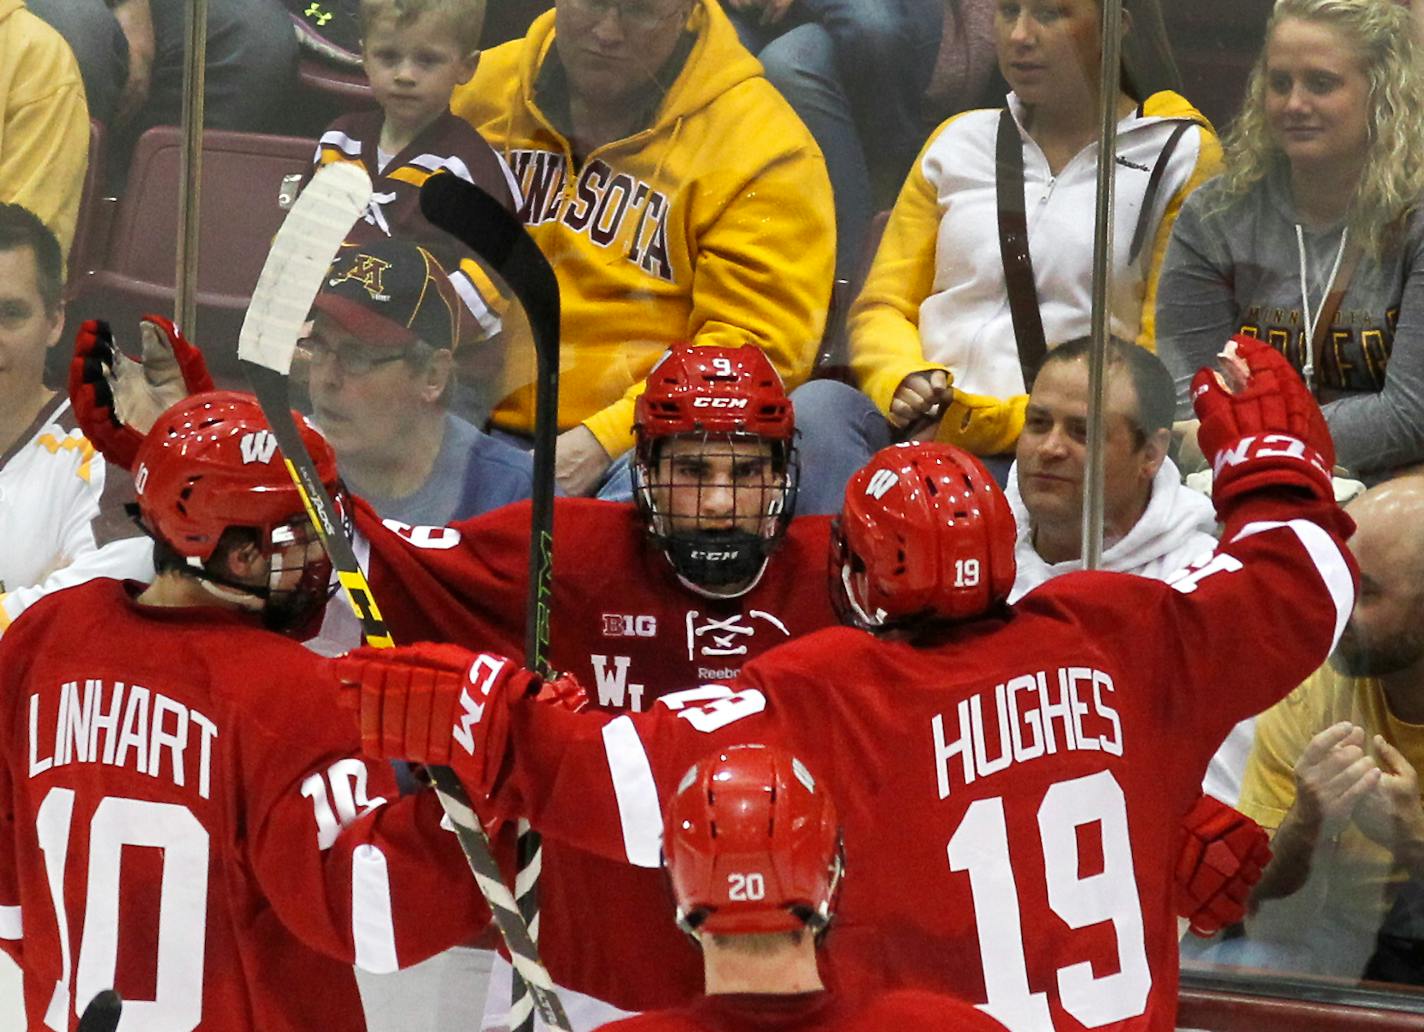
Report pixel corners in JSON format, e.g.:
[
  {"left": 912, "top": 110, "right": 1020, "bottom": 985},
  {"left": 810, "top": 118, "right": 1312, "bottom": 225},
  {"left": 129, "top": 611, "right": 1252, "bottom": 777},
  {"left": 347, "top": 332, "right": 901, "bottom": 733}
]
[
  {"left": 239, "top": 430, "right": 279, "bottom": 465},
  {"left": 602, "top": 614, "right": 657, "bottom": 638},
  {"left": 685, "top": 610, "right": 791, "bottom": 670},
  {"left": 507, "top": 150, "right": 675, "bottom": 283}
]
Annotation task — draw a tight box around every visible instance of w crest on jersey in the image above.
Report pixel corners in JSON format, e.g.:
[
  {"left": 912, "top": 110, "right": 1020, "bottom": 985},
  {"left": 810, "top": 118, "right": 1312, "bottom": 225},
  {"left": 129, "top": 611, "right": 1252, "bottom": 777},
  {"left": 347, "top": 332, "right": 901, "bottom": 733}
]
[{"left": 239, "top": 431, "right": 279, "bottom": 465}]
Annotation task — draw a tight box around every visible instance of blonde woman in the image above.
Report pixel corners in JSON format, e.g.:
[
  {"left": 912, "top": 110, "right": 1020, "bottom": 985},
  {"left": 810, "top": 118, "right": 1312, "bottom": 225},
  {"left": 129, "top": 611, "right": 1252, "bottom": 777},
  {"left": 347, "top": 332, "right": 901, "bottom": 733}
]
[
  {"left": 847, "top": 0, "right": 1218, "bottom": 469},
  {"left": 1157, "top": 0, "right": 1424, "bottom": 478}
]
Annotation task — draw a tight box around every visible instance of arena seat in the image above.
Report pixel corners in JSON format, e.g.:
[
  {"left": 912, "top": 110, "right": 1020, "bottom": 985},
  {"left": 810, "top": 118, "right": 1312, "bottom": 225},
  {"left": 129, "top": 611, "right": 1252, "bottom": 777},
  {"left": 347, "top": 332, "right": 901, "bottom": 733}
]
[{"left": 66, "top": 127, "right": 318, "bottom": 386}]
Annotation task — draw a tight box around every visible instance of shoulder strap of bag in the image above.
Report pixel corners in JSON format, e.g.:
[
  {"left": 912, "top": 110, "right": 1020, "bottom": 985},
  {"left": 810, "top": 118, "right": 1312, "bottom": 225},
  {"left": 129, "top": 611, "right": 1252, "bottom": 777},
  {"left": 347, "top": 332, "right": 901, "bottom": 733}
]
[{"left": 996, "top": 108, "right": 1048, "bottom": 391}]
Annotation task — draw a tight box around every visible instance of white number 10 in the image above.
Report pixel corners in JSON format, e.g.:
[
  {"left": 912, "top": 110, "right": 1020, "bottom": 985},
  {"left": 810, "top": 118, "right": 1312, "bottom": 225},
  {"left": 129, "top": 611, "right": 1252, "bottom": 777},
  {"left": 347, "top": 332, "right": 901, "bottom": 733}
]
[
  {"left": 36, "top": 787, "right": 208, "bottom": 1031},
  {"left": 946, "top": 771, "right": 1150, "bottom": 1031}
]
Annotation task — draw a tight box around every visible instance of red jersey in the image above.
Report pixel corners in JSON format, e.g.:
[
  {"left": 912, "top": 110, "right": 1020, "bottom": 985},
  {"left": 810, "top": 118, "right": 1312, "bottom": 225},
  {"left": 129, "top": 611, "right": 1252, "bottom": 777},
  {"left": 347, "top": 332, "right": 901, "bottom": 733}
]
[
  {"left": 345, "top": 497, "right": 837, "bottom": 1009},
  {"left": 600, "top": 988, "right": 1010, "bottom": 1030},
  {"left": 467, "top": 494, "right": 1356, "bottom": 1031},
  {"left": 0, "top": 580, "right": 490, "bottom": 1032}
]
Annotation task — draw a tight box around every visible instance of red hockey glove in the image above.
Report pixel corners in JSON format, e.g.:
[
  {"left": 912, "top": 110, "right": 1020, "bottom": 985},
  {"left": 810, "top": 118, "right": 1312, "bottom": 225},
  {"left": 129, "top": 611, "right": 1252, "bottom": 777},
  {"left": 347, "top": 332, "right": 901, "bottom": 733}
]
[
  {"left": 1175, "top": 794, "right": 1271, "bottom": 937},
  {"left": 334, "top": 643, "right": 588, "bottom": 777},
  {"left": 68, "top": 316, "right": 215, "bottom": 470},
  {"left": 1191, "top": 335, "right": 1334, "bottom": 509}
]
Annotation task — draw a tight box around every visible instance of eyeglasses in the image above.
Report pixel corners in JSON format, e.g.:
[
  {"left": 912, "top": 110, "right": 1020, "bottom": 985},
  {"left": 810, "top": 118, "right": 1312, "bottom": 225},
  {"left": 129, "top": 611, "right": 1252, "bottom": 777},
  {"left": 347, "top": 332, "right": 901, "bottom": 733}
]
[
  {"left": 562, "top": 0, "right": 686, "bottom": 32},
  {"left": 299, "top": 336, "right": 411, "bottom": 378}
]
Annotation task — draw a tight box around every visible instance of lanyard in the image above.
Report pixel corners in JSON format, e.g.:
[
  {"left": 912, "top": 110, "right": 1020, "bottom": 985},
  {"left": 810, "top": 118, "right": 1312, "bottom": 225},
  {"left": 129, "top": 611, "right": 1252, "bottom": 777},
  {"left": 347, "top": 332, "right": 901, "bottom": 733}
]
[{"left": 1295, "top": 224, "right": 1349, "bottom": 394}]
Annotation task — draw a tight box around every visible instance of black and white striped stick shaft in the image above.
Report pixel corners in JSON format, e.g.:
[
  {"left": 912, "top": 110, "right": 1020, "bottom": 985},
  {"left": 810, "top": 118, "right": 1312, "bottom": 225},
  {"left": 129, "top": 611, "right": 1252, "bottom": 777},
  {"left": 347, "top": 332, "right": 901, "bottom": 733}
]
[{"left": 238, "top": 163, "right": 571, "bottom": 1031}]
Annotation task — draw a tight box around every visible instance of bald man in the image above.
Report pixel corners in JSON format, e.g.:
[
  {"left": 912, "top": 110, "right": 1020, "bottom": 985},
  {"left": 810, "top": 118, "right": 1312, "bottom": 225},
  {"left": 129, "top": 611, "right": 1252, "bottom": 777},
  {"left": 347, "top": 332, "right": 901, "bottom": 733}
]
[{"left": 1226, "top": 475, "right": 1424, "bottom": 977}]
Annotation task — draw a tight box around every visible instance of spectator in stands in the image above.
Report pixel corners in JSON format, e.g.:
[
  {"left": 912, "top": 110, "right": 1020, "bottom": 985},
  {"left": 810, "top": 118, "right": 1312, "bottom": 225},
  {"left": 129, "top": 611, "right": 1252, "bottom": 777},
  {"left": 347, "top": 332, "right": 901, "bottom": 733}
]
[
  {"left": 1006, "top": 337, "right": 1258, "bottom": 803},
  {"left": 28, "top": 0, "right": 296, "bottom": 137},
  {"left": 597, "top": 743, "right": 1009, "bottom": 1032},
  {"left": 1233, "top": 474, "right": 1424, "bottom": 977},
  {"left": 0, "top": 1, "right": 88, "bottom": 259},
  {"left": 848, "top": 0, "right": 1218, "bottom": 477},
  {"left": 450, "top": 0, "right": 874, "bottom": 511},
  {"left": 1157, "top": 0, "right": 1424, "bottom": 481},
  {"left": 721, "top": 0, "right": 942, "bottom": 280},
  {"left": 0, "top": 203, "right": 151, "bottom": 635},
  {"left": 306, "top": 238, "right": 535, "bottom": 524},
  {"left": 311, "top": 0, "right": 521, "bottom": 423}
]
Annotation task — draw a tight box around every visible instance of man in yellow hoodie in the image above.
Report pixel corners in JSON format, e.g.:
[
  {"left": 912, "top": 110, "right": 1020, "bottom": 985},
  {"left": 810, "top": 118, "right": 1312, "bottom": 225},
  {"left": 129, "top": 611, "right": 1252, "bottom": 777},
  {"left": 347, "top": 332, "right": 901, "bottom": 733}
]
[
  {"left": 0, "top": 0, "right": 88, "bottom": 260},
  {"left": 453, "top": 0, "right": 843, "bottom": 502}
]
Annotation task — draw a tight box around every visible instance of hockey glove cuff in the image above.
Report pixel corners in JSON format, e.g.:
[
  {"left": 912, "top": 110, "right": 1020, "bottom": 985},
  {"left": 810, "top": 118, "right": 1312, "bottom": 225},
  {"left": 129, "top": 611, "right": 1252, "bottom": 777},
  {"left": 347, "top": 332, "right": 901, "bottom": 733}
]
[
  {"left": 1175, "top": 794, "right": 1271, "bottom": 937},
  {"left": 1191, "top": 336, "right": 1334, "bottom": 511}
]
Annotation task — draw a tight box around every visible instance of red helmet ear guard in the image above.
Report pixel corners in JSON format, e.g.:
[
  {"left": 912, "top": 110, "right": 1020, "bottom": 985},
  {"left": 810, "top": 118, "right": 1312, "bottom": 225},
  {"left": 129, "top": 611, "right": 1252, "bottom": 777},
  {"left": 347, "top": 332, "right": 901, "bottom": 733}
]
[
  {"left": 664, "top": 744, "right": 842, "bottom": 938},
  {"left": 634, "top": 342, "right": 795, "bottom": 445},
  {"left": 832, "top": 443, "right": 1017, "bottom": 629},
  {"left": 134, "top": 391, "right": 337, "bottom": 562}
]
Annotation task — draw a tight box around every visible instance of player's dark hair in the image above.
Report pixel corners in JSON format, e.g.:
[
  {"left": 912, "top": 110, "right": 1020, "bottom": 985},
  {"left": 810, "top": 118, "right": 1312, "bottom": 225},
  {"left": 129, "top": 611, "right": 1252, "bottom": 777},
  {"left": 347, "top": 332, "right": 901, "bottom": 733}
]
[
  {"left": 0, "top": 202, "right": 64, "bottom": 314},
  {"left": 1037, "top": 337, "right": 1176, "bottom": 440},
  {"left": 152, "top": 526, "right": 262, "bottom": 577}
]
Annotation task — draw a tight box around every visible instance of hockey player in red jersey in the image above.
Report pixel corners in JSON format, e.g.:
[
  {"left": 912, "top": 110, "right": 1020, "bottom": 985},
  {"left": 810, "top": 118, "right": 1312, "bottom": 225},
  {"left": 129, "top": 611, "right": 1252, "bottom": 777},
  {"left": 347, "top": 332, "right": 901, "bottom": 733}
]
[
  {"left": 337, "top": 336, "right": 1359, "bottom": 1031},
  {"left": 0, "top": 392, "right": 493, "bottom": 1031},
  {"left": 323, "top": 341, "right": 838, "bottom": 1019},
  {"left": 597, "top": 742, "right": 1008, "bottom": 1032}
]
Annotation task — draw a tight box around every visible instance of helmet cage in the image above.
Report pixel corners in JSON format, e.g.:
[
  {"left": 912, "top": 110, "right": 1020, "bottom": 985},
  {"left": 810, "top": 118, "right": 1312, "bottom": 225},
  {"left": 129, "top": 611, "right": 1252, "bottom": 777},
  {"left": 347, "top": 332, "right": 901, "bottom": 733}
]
[{"left": 633, "top": 430, "right": 798, "bottom": 593}]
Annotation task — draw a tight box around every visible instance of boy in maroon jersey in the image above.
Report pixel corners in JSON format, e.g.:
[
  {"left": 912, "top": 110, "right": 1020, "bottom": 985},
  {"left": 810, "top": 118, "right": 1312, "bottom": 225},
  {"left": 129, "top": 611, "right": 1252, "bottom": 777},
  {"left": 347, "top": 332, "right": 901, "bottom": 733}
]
[
  {"left": 337, "top": 336, "right": 1358, "bottom": 1031},
  {"left": 0, "top": 392, "right": 493, "bottom": 1031},
  {"left": 596, "top": 742, "right": 1008, "bottom": 1032}
]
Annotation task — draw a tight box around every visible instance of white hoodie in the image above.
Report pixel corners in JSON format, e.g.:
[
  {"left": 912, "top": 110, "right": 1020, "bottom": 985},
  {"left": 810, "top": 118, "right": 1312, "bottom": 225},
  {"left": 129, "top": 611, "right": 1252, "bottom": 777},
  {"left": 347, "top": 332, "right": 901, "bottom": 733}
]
[{"left": 1006, "top": 456, "right": 1253, "bottom": 804}]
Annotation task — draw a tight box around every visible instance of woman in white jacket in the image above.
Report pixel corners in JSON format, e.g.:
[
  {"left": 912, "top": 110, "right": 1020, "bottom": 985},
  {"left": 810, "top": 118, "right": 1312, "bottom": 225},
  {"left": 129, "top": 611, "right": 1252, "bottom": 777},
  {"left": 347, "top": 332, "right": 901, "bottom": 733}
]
[{"left": 848, "top": 0, "right": 1220, "bottom": 470}]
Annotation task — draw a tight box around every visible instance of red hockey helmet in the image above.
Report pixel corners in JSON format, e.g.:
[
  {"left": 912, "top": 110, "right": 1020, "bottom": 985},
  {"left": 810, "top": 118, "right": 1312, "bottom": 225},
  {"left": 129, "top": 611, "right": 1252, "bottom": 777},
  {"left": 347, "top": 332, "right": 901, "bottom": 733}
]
[
  {"left": 634, "top": 343, "right": 795, "bottom": 444},
  {"left": 633, "top": 343, "right": 798, "bottom": 593},
  {"left": 134, "top": 391, "right": 340, "bottom": 632},
  {"left": 831, "top": 443, "right": 1016, "bottom": 629},
  {"left": 665, "top": 744, "right": 842, "bottom": 938}
]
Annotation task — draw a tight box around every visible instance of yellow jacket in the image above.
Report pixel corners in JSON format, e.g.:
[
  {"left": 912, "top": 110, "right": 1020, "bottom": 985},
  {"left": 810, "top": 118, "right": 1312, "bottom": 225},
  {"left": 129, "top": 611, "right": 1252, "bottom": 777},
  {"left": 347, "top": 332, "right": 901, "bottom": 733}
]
[
  {"left": 453, "top": 0, "right": 834, "bottom": 454},
  {"left": 849, "top": 91, "right": 1220, "bottom": 456},
  {"left": 0, "top": 0, "right": 88, "bottom": 259}
]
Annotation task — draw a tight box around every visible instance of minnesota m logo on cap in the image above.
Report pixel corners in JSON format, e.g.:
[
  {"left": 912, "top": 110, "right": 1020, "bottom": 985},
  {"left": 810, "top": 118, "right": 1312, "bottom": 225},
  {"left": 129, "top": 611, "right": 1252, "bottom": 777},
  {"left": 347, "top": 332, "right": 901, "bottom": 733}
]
[{"left": 328, "top": 251, "right": 393, "bottom": 302}]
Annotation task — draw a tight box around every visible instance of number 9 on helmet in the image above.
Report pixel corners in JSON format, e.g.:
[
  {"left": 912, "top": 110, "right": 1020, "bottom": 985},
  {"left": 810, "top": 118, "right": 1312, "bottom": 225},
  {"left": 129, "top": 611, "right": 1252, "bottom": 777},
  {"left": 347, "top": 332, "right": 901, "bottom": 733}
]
[
  {"left": 664, "top": 744, "right": 842, "bottom": 939},
  {"left": 832, "top": 443, "right": 1017, "bottom": 629}
]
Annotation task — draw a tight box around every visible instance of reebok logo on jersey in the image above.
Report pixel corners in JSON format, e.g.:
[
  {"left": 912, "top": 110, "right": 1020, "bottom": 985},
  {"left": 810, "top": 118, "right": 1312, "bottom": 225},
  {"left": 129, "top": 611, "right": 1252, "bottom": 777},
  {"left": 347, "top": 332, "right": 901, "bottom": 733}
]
[
  {"left": 602, "top": 614, "right": 657, "bottom": 638},
  {"left": 239, "top": 430, "right": 279, "bottom": 465},
  {"left": 865, "top": 469, "right": 898, "bottom": 499}
]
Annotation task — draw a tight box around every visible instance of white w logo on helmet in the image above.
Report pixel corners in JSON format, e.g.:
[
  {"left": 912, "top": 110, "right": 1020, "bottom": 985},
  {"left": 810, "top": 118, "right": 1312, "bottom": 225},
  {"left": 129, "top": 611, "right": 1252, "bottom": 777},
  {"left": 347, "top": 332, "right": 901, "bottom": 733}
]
[
  {"left": 239, "top": 430, "right": 279, "bottom": 465},
  {"left": 865, "top": 468, "right": 898, "bottom": 500}
]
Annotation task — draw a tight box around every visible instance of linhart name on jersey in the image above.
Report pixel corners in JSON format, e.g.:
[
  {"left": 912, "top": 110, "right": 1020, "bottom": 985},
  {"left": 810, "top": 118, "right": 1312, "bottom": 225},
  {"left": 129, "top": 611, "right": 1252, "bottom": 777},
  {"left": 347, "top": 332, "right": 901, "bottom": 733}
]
[
  {"left": 932, "top": 666, "right": 1123, "bottom": 798},
  {"left": 508, "top": 149, "right": 674, "bottom": 282},
  {"left": 28, "top": 681, "right": 219, "bottom": 799}
]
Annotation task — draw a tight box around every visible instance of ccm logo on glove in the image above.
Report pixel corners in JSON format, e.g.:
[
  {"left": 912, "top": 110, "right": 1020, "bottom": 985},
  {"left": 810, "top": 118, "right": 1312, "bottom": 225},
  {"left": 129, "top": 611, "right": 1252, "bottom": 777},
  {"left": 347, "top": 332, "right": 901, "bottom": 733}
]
[
  {"left": 1212, "top": 434, "right": 1330, "bottom": 478},
  {"left": 452, "top": 654, "right": 510, "bottom": 755}
]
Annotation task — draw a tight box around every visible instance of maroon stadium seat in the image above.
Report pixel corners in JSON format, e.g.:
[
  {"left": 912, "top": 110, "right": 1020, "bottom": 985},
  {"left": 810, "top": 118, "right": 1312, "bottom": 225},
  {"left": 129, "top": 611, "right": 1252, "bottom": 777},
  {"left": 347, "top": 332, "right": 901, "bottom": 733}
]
[{"left": 67, "top": 127, "right": 318, "bottom": 386}]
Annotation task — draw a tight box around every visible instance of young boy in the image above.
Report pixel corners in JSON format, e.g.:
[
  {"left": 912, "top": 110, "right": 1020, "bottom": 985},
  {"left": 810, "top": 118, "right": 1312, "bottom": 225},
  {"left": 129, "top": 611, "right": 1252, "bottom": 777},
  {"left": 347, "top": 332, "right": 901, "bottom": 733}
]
[{"left": 312, "top": 0, "right": 520, "bottom": 348}]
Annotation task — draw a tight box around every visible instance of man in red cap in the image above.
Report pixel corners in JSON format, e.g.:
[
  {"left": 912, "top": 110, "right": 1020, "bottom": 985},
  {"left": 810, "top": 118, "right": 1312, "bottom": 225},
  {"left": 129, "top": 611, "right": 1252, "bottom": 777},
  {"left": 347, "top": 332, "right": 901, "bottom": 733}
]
[{"left": 307, "top": 237, "right": 535, "bottom": 525}]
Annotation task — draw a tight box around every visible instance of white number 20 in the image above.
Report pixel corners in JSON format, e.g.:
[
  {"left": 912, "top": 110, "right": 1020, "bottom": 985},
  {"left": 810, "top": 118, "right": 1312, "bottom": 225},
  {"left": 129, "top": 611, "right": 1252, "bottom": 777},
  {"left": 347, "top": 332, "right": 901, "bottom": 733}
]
[
  {"left": 727, "top": 872, "right": 766, "bottom": 901},
  {"left": 946, "top": 771, "right": 1150, "bottom": 1031},
  {"left": 36, "top": 788, "right": 208, "bottom": 1031}
]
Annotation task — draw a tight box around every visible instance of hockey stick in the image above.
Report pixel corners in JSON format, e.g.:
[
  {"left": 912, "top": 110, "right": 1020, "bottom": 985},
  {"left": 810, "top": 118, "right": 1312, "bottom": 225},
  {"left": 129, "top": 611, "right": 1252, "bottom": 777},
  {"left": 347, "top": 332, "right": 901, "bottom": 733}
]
[
  {"left": 237, "top": 164, "right": 572, "bottom": 1031},
  {"left": 420, "top": 174, "right": 560, "bottom": 1032},
  {"left": 76, "top": 990, "right": 122, "bottom": 1032}
]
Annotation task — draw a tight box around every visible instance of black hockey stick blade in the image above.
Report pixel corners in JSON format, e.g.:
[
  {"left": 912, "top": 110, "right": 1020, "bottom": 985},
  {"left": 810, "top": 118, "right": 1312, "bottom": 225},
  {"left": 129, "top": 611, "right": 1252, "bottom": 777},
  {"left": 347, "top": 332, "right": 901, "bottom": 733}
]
[
  {"left": 76, "top": 990, "right": 122, "bottom": 1032},
  {"left": 420, "top": 174, "right": 559, "bottom": 678}
]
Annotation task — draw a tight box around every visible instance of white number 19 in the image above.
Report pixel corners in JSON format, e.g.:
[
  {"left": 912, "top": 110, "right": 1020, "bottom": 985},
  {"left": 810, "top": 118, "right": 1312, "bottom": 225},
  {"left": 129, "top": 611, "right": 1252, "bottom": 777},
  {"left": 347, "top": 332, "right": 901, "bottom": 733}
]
[
  {"left": 946, "top": 771, "right": 1150, "bottom": 1030},
  {"left": 953, "top": 559, "right": 981, "bottom": 587}
]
